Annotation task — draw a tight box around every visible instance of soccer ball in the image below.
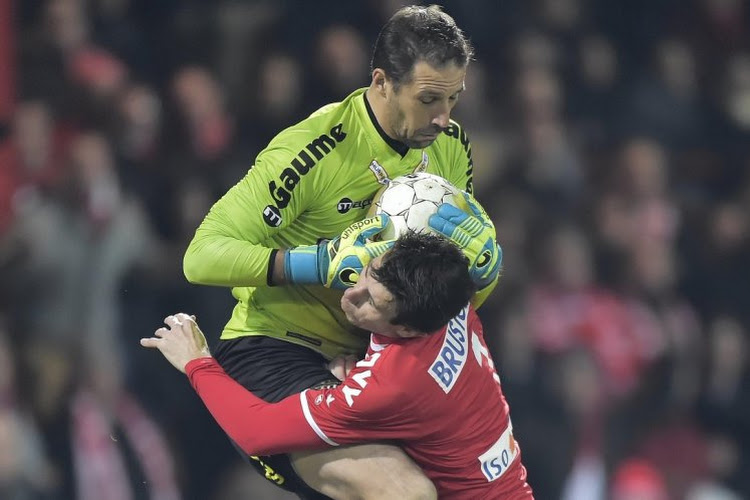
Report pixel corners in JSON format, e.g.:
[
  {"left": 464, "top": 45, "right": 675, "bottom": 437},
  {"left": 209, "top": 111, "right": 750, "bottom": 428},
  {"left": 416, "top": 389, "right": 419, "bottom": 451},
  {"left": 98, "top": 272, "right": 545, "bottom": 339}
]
[{"left": 368, "top": 172, "right": 468, "bottom": 241}]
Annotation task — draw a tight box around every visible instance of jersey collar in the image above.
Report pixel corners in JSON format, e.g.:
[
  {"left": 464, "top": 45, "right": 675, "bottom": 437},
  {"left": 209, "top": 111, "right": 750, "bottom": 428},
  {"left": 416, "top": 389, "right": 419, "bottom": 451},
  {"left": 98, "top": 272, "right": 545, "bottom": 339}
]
[{"left": 362, "top": 92, "right": 409, "bottom": 157}]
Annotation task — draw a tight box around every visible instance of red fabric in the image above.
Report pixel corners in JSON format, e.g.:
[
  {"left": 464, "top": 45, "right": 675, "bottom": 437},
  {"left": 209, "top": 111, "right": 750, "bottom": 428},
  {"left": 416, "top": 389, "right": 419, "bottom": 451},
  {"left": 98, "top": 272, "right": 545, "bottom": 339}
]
[
  {"left": 186, "top": 357, "right": 322, "bottom": 455},
  {"left": 188, "top": 307, "right": 534, "bottom": 499}
]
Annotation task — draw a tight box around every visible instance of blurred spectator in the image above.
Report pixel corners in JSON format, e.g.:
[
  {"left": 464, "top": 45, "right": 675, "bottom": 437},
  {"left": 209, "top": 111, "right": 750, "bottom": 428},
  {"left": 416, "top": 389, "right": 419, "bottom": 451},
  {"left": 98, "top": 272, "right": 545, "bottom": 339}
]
[
  {"left": 310, "top": 25, "right": 369, "bottom": 103},
  {"left": 617, "top": 38, "right": 707, "bottom": 150},
  {"left": 164, "top": 65, "right": 249, "bottom": 196},
  {"left": 696, "top": 316, "right": 750, "bottom": 496},
  {"left": 503, "top": 67, "right": 586, "bottom": 213},
  {"left": 610, "top": 458, "right": 669, "bottom": 500},
  {"left": 0, "top": 324, "right": 55, "bottom": 499},
  {"left": 0, "top": 408, "right": 54, "bottom": 500},
  {"left": 568, "top": 34, "right": 622, "bottom": 148},
  {"left": 69, "top": 344, "right": 181, "bottom": 500},
  {"left": 243, "top": 52, "right": 305, "bottom": 150}
]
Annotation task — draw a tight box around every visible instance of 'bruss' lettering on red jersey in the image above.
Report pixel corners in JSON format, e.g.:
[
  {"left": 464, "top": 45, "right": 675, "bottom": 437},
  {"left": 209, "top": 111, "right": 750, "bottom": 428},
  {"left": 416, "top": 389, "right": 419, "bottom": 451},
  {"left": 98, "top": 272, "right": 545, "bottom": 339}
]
[{"left": 268, "top": 124, "right": 347, "bottom": 210}]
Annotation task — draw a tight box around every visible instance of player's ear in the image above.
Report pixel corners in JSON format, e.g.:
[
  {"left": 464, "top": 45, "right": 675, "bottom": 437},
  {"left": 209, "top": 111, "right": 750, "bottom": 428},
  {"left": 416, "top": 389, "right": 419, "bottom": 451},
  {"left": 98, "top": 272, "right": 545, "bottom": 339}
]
[
  {"left": 395, "top": 324, "right": 427, "bottom": 339},
  {"left": 372, "top": 69, "right": 387, "bottom": 97}
]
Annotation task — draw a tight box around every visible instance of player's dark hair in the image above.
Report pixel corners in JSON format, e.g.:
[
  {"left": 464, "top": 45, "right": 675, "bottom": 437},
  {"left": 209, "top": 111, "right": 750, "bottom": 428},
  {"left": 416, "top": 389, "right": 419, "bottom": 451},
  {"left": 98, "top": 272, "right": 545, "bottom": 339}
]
[
  {"left": 372, "top": 231, "right": 476, "bottom": 333},
  {"left": 371, "top": 5, "right": 474, "bottom": 90}
]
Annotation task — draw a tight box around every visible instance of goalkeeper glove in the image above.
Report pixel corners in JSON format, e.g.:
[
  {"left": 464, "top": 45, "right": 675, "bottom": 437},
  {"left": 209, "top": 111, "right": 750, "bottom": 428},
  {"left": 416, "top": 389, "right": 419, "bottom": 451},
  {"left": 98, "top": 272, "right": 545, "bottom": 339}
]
[
  {"left": 284, "top": 215, "right": 393, "bottom": 289},
  {"left": 428, "top": 193, "right": 502, "bottom": 289}
]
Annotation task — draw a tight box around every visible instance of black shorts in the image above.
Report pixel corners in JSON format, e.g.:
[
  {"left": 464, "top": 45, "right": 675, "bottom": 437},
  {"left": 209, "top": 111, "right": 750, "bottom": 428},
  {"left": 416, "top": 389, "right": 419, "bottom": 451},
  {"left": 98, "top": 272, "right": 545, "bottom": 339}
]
[{"left": 212, "top": 336, "right": 342, "bottom": 500}]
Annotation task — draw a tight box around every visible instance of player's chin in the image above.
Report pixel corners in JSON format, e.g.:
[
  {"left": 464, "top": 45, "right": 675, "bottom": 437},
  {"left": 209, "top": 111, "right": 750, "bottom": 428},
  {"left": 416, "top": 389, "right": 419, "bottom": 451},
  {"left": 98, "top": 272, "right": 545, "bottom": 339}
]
[
  {"left": 413, "top": 139, "right": 436, "bottom": 149},
  {"left": 405, "top": 135, "right": 437, "bottom": 149}
]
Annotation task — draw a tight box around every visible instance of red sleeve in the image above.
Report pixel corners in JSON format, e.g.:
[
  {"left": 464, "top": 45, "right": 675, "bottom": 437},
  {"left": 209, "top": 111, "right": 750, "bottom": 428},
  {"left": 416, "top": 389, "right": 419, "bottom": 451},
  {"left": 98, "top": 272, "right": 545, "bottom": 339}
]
[
  {"left": 186, "top": 357, "right": 328, "bottom": 455},
  {"left": 300, "top": 351, "right": 420, "bottom": 445}
]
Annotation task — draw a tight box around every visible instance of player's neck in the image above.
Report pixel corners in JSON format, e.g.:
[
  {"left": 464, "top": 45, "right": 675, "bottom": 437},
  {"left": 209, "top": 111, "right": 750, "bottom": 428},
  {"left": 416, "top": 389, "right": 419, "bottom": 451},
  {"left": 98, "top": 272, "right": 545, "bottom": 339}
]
[
  {"left": 365, "top": 86, "right": 395, "bottom": 140},
  {"left": 365, "top": 87, "right": 409, "bottom": 157}
]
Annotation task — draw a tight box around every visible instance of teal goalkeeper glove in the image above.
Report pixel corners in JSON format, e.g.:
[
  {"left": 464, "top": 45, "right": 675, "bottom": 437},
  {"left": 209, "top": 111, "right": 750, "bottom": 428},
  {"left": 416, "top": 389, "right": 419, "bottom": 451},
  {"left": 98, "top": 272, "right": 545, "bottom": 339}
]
[
  {"left": 428, "top": 193, "right": 502, "bottom": 289},
  {"left": 284, "top": 215, "right": 394, "bottom": 289}
]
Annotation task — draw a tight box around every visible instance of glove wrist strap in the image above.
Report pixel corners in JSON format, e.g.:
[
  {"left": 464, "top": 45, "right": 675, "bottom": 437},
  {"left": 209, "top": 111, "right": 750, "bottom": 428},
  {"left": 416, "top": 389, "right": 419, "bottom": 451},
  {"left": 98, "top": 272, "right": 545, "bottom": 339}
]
[{"left": 284, "top": 245, "right": 323, "bottom": 284}]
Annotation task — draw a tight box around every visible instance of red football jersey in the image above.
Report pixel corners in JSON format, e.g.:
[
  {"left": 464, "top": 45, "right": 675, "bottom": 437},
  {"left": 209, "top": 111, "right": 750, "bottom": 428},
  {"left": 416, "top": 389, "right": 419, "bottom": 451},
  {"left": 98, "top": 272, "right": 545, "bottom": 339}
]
[
  {"left": 299, "top": 305, "right": 532, "bottom": 499},
  {"left": 187, "top": 305, "right": 533, "bottom": 499}
]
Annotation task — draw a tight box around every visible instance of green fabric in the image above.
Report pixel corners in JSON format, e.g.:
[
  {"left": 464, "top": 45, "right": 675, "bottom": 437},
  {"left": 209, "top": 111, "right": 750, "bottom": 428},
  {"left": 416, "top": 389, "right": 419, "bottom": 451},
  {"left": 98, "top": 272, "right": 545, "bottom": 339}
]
[{"left": 183, "top": 88, "right": 474, "bottom": 359}]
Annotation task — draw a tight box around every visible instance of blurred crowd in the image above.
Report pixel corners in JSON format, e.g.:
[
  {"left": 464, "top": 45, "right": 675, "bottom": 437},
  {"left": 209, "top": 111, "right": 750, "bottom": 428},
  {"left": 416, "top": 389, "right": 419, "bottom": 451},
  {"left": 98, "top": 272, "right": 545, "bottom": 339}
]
[{"left": 1, "top": 0, "right": 749, "bottom": 499}]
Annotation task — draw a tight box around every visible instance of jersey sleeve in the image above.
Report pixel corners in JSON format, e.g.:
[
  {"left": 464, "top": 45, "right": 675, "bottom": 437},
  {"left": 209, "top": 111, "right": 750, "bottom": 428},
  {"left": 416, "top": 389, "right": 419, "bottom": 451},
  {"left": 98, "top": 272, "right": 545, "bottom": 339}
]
[
  {"left": 183, "top": 142, "right": 312, "bottom": 287},
  {"left": 298, "top": 352, "right": 420, "bottom": 446},
  {"left": 467, "top": 192, "right": 500, "bottom": 308},
  {"left": 442, "top": 121, "right": 474, "bottom": 195},
  {"left": 186, "top": 357, "right": 327, "bottom": 455}
]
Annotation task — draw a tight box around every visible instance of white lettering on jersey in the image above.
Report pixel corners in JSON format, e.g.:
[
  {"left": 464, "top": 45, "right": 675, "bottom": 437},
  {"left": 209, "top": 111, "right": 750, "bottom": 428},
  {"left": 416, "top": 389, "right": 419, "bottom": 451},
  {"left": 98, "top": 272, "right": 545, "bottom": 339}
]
[
  {"left": 356, "top": 353, "right": 381, "bottom": 368},
  {"left": 478, "top": 421, "right": 518, "bottom": 482},
  {"left": 428, "top": 306, "right": 469, "bottom": 393},
  {"left": 342, "top": 353, "right": 381, "bottom": 407},
  {"left": 472, "top": 331, "right": 501, "bottom": 386},
  {"left": 343, "top": 385, "right": 361, "bottom": 406},
  {"left": 351, "top": 370, "right": 372, "bottom": 388}
]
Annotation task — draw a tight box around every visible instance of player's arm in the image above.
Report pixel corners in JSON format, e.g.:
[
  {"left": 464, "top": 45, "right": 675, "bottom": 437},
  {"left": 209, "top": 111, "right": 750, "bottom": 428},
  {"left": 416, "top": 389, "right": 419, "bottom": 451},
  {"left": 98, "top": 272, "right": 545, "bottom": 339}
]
[
  {"left": 141, "top": 313, "right": 326, "bottom": 455},
  {"left": 187, "top": 358, "right": 326, "bottom": 455},
  {"left": 141, "top": 314, "right": 414, "bottom": 451},
  {"left": 183, "top": 147, "right": 392, "bottom": 289},
  {"left": 183, "top": 148, "right": 294, "bottom": 287}
]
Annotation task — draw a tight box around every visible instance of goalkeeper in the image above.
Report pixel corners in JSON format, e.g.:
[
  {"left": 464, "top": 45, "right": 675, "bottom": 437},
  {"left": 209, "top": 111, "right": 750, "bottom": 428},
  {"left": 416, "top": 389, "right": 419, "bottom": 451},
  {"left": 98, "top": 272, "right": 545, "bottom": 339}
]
[{"left": 182, "top": 5, "right": 501, "bottom": 499}]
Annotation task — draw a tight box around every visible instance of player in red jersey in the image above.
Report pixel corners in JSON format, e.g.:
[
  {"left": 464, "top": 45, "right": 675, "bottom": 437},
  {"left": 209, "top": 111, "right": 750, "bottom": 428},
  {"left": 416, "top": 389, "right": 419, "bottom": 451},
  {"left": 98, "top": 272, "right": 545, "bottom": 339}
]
[{"left": 142, "top": 233, "right": 534, "bottom": 499}]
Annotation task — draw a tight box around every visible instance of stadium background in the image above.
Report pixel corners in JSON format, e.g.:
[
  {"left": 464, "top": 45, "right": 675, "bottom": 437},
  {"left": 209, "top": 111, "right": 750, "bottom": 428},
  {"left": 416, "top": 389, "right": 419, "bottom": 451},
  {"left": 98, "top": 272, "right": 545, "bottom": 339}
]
[{"left": 1, "top": 0, "right": 749, "bottom": 499}]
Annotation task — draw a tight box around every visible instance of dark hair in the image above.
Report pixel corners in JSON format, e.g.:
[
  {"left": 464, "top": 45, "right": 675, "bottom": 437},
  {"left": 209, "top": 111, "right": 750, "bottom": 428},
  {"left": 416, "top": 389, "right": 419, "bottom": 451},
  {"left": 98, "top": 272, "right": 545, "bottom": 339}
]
[
  {"left": 371, "top": 231, "right": 476, "bottom": 333},
  {"left": 371, "top": 5, "right": 474, "bottom": 89}
]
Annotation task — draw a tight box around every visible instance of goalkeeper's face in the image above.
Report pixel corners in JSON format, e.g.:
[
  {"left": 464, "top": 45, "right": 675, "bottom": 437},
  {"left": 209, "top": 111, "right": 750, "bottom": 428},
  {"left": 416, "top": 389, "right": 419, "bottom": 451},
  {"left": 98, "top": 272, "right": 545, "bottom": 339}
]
[
  {"left": 340, "top": 257, "right": 422, "bottom": 338},
  {"left": 384, "top": 61, "right": 466, "bottom": 149}
]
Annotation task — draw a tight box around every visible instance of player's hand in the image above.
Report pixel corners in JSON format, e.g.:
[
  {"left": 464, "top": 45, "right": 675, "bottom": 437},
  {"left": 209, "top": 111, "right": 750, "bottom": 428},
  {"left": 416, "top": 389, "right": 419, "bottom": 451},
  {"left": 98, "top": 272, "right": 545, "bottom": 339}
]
[
  {"left": 140, "top": 313, "right": 212, "bottom": 373},
  {"left": 285, "top": 215, "right": 394, "bottom": 289},
  {"left": 328, "top": 354, "right": 358, "bottom": 381},
  {"left": 428, "top": 193, "right": 502, "bottom": 289}
]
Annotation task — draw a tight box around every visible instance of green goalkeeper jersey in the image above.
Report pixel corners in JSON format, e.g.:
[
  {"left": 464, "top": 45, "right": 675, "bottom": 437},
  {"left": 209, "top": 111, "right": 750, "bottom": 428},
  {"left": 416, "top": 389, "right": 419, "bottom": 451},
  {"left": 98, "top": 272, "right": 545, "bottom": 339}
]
[{"left": 184, "top": 88, "right": 474, "bottom": 359}]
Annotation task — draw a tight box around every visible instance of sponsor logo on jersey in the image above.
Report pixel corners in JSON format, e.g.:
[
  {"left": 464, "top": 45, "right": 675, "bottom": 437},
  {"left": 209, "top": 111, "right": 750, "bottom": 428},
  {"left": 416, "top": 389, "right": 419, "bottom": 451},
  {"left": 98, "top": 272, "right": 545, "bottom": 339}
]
[
  {"left": 478, "top": 422, "right": 518, "bottom": 482},
  {"left": 429, "top": 306, "right": 469, "bottom": 393},
  {"left": 413, "top": 151, "right": 429, "bottom": 173},
  {"left": 262, "top": 205, "right": 283, "bottom": 227},
  {"left": 263, "top": 123, "right": 347, "bottom": 226},
  {"left": 337, "top": 197, "right": 372, "bottom": 214},
  {"left": 368, "top": 160, "right": 390, "bottom": 185}
]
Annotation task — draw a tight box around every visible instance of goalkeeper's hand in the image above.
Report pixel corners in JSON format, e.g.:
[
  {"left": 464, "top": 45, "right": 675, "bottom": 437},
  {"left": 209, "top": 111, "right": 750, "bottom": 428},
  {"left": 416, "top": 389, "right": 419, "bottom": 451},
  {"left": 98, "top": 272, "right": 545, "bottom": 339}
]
[
  {"left": 284, "top": 215, "right": 394, "bottom": 289},
  {"left": 428, "top": 193, "right": 502, "bottom": 289}
]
